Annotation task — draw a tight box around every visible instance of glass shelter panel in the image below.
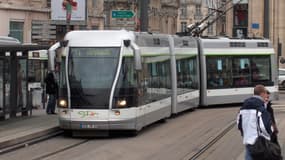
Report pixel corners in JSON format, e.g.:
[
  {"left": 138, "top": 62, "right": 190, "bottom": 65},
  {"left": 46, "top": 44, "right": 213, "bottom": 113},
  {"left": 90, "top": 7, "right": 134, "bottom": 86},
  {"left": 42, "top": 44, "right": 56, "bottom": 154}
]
[
  {"left": 4, "top": 59, "right": 10, "bottom": 112},
  {"left": 17, "top": 59, "right": 27, "bottom": 110}
]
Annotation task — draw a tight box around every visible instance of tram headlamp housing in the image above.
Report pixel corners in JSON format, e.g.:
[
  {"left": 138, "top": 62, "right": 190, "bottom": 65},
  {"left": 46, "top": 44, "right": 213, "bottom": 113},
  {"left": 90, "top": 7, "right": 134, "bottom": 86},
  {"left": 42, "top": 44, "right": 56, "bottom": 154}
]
[
  {"left": 59, "top": 99, "right": 68, "bottom": 108},
  {"left": 117, "top": 99, "right": 127, "bottom": 108}
]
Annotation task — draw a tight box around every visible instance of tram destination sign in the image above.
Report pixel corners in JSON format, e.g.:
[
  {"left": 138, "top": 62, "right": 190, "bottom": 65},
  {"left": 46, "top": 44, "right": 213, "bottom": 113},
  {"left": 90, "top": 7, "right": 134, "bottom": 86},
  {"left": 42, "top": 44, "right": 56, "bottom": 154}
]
[{"left": 112, "top": 10, "right": 135, "bottom": 18}]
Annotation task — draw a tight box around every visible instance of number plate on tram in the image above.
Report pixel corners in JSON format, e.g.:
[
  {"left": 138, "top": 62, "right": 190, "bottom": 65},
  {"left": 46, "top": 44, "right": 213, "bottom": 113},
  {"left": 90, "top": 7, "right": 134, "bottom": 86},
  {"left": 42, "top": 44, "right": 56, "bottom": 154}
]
[{"left": 80, "top": 124, "right": 98, "bottom": 129}]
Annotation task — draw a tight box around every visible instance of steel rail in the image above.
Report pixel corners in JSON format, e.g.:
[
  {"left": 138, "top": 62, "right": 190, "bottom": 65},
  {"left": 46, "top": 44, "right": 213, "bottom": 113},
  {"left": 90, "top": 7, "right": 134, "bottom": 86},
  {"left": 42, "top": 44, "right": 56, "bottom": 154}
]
[
  {"left": 185, "top": 120, "right": 236, "bottom": 160},
  {"left": 0, "top": 130, "right": 63, "bottom": 155}
]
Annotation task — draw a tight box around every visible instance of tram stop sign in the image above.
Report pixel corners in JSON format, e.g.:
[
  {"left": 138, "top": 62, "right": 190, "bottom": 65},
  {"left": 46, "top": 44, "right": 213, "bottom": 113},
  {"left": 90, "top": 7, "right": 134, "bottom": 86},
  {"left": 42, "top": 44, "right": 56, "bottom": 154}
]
[{"left": 112, "top": 10, "right": 135, "bottom": 18}]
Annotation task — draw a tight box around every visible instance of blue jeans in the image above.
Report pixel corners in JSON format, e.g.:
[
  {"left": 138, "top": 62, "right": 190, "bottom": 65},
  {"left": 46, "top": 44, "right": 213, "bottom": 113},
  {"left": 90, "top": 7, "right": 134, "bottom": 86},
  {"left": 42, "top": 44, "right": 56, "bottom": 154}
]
[
  {"left": 46, "top": 94, "right": 56, "bottom": 114},
  {"left": 245, "top": 145, "right": 253, "bottom": 160}
]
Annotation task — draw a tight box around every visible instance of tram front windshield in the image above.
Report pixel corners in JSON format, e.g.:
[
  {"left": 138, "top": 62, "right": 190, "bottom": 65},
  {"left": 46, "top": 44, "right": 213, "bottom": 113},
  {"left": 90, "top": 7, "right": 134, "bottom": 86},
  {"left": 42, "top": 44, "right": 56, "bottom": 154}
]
[{"left": 68, "top": 47, "right": 120, "bottom": 109}]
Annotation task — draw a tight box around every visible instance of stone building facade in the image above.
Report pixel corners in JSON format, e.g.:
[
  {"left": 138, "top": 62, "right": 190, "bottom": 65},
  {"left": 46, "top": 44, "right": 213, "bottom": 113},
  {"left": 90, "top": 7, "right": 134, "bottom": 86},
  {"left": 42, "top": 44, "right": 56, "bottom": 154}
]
[
  {"left": 101, "top": 0, "right": 179, "bottom": 34},
  {"left": 0, "top": 0, "right": 50, "bottom": 43},
  {"left": 0, "top": 0, "right": 104, "bottom": 44},
  {"left": 149, "top": 0, "right": 179, "bottom": 34},
  {"left": 177, "top": 0, "right": 225, "bottom": 36}
]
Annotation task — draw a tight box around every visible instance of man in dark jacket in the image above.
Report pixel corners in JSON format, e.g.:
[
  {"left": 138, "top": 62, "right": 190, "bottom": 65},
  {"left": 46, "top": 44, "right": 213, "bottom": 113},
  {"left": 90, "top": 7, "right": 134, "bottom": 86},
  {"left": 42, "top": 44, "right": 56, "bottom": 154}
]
[
  {"left": 237, "top": 85, "right": 273, "bottom": 160},
  {"left": 45, "top": 72, "right": 58, "bottom": 114},
  {"left": 264, "top": 90, "right": 279, "bottom": 144}
]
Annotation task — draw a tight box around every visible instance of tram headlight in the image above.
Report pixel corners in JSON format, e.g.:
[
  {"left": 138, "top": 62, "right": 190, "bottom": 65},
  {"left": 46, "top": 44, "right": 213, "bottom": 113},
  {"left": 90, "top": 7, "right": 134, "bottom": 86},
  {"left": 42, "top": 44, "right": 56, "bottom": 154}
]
[
  {"left": 117, "top": 99, "right": 127, "bottom": 108},
  {"left": 59, "top": 99, "right": 68, "bottom": 108}
]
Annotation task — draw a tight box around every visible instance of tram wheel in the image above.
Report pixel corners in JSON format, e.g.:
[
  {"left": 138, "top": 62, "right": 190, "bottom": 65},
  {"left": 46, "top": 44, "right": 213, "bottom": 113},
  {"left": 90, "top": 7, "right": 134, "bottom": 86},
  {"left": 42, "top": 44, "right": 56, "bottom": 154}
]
[
  {"left": 63, "top": 129, "right": 72, "bottom": 137},
  {"left": 129, "top": 130, "right": 139, "bottom": 137},
  {"left": 282, "top": 81, "right": 285, "bottom": 88}
]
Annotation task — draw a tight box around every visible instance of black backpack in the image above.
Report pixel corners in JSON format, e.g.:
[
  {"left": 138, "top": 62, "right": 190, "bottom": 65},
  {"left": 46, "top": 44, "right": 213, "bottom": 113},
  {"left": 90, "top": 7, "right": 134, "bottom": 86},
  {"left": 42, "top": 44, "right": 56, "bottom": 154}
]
[{"left": 247, "top": 109, "right": 282, "bottom": 160}]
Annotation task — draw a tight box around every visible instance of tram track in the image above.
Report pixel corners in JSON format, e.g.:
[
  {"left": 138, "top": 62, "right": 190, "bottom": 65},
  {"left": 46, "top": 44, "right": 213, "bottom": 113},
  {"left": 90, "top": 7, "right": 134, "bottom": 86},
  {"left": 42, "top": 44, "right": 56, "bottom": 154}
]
[
  {"left": 184, "top": 120, "right": 236, "bottom": 160},
  {"left": 0, "top": 130, "right": 63, "bottom": 155},
  {"left": 0, "top": 129, "right": 90, "bottom": 160},
  {"left": 30, "top": 139, "right": 89, "bottom": 160}
]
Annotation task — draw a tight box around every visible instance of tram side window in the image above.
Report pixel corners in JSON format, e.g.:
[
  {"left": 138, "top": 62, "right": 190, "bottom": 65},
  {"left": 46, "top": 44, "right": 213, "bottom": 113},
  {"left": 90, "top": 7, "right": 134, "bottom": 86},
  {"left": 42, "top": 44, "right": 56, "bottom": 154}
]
[
  {"left": 232, "top": 58, "right": 250, "bottom": 87},
  {"left": 251, "top": 57, "right": 271, "bottom": 83},
  {"left": 206, "top": 57, "right": 232, "bottom": 89},
  {"left": 113, "top": 57, "right": 138, "bottom": 108},
  {"left": 148, "top": 60, "right": 171, "bottom": 89},
  {"left": 232, "top": 56, "right": 271, "bottom": 87},
  {"left": 140, "top": 56, "right": 171, "bottom": 104},
  {"left": 59, "top": 57, "right": 66, "bottom": 88},
  {"left": 176, "top": 56, "right": 198, "bottom": 94},
  {"left": 207, "top": 55, "right": 272, "bottom": 89}
]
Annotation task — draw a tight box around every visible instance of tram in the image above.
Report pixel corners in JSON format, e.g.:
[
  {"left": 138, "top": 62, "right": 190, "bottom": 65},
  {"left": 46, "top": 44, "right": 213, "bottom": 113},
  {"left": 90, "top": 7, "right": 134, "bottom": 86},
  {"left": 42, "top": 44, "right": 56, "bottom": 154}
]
[{"left": 48, "top": 30, "right": 278, "bottom": 135}]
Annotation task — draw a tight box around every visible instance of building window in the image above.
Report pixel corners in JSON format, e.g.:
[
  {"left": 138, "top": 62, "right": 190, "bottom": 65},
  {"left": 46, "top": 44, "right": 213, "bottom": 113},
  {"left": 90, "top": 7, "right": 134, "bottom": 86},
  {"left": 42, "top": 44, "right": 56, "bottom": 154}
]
[
  {"left": 9, "top": 21, "right": 24, "bottom": 43},
  {"left": 194, "top": 4, "right": 202, "bottom": 20},
  {"left": 234, "top": 4, "right": 248, "bottom": 27},
  {"left": 181, "top": 22, "right": 187, "bottom": 32},
  {"left": 180, "top": 6, "right": 187, "bottom": 19},
  {"left": 208, "top": 24, "right": 213, "bottom": 34},
  {"left": 47, "top": 0, "right": 51, "bottom": 8},
  {"left": 195, "top": 4, "right": 202, "bottom": 15},
  {"left": 92, "top": 0, "right": 97, "bottom": 8}
]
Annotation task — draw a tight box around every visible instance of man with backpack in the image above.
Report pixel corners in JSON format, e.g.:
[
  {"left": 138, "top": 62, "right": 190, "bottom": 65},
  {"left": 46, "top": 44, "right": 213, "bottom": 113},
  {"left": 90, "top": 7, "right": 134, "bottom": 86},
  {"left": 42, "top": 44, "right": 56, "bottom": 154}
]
[{"left": 237, "top": 85, "right": 273, "bottom": 160}]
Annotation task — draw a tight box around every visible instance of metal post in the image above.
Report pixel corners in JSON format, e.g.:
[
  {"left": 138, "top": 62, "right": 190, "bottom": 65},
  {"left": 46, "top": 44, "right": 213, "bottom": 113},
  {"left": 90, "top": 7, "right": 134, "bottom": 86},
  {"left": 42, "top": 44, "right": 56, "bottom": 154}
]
[
  {"left": 264, "top": 0, "right": 270, "bottom": 38},
  {"left": 140, "top": 0, "right": 149, "bottom": 32},
  {"left": 10, "top": 52, "right": 17, "bottom": 118}
]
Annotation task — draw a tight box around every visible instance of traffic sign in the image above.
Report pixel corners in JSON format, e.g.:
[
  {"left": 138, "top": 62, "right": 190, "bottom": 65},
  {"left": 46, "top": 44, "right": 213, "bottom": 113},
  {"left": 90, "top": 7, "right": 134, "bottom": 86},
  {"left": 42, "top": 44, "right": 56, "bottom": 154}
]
[{"left": 112, "top": 10, "right": 135, "bottom": 18}]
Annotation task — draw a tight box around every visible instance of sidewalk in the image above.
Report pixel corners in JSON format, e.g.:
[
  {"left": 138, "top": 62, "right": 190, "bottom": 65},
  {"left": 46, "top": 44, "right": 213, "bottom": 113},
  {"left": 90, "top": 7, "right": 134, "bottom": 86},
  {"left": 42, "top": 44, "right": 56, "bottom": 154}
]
[{"left": 0, "top": 108, "right": 59, "bottom": 150}]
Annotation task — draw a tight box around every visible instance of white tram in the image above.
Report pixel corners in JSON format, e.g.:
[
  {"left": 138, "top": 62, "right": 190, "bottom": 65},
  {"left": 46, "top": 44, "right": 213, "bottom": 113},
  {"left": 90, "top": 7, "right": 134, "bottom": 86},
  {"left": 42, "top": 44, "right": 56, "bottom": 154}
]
[{"left": 48, "top": 30, "right": 278, "bottom": 135}]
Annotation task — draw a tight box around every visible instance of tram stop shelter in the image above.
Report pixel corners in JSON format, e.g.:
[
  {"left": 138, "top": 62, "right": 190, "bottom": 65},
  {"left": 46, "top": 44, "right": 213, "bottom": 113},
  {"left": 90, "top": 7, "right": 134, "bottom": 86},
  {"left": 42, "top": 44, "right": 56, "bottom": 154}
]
[{"left": 0, "top": 44, "right": 49, "bottom": 120}]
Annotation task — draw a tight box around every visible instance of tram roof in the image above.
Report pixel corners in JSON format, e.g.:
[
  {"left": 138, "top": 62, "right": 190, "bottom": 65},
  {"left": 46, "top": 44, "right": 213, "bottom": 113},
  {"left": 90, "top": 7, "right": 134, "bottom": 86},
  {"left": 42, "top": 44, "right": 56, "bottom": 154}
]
[
  {"left": 65, "top": 30, "right": 136, "bottom": 47},
  {"left": 200, "top": 37, "right": 273, "bottom": 49}
]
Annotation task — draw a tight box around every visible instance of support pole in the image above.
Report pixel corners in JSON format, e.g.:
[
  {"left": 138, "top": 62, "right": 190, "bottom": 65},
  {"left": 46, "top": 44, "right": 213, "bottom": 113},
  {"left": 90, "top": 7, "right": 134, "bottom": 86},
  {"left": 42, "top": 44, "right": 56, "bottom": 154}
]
[
  {"left": 140, "top": 0, "right": 149, "bottom": 32},
  {"left": 264, "top": 0, "right": 270, "bottom": 38}
]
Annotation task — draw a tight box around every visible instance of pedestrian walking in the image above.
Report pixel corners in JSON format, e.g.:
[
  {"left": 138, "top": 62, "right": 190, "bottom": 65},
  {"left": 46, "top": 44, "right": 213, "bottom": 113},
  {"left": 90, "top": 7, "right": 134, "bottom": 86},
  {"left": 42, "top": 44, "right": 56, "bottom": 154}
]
[
  {"left": 44, "top": 72, "right": 58, "bottom": 114},
  {"left": 264, "top": 90, "right": 279, "bottom": 145},
  {"left": 237, "top": 84, "right": 273, "bottom": 160}
]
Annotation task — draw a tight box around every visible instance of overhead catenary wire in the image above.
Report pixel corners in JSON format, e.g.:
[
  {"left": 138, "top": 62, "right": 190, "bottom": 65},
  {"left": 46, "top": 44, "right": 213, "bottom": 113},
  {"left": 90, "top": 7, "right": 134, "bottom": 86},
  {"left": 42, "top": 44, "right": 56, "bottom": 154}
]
[{"left": 188, "top": 0, "right": 243, "bottom": 37}]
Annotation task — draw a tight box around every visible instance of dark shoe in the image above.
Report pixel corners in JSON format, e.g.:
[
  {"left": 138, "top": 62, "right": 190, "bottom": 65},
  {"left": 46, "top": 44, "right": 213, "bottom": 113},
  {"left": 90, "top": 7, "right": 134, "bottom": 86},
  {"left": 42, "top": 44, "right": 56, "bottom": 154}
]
[{"left": 51, "top": 112, "right": 57, "bottom": 115}]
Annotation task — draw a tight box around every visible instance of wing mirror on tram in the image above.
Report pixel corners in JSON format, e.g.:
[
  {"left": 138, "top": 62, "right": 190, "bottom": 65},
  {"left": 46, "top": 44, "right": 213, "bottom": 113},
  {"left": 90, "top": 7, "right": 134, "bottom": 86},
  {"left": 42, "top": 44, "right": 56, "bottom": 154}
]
[{"left": 130, "top": 41, "right": 142, "bottom": 71}]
